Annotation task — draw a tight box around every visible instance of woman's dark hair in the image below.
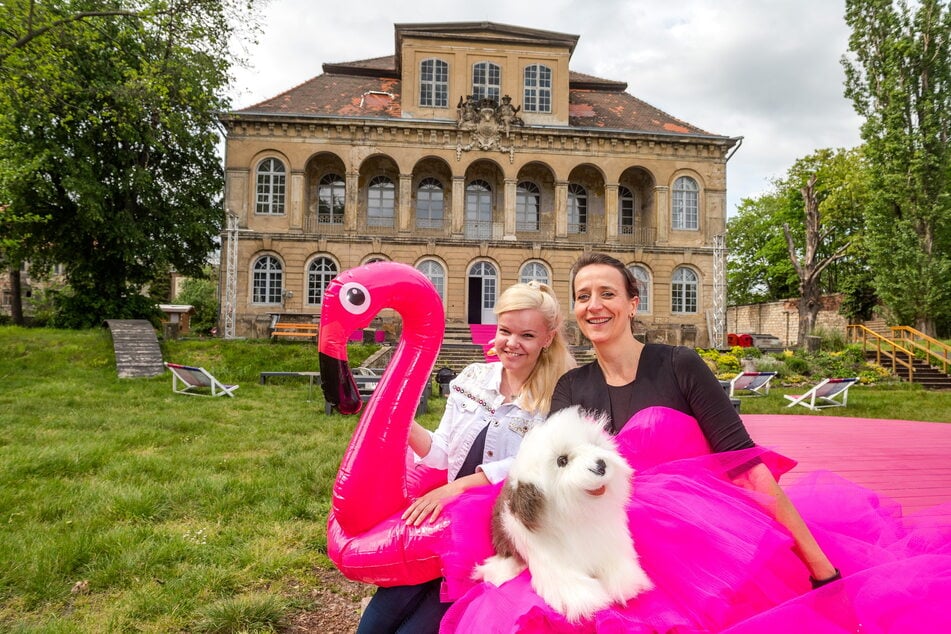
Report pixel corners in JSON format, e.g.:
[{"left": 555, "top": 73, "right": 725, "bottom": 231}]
[{"left": 570, "top": 252, "right": 640, "bottom": 300}]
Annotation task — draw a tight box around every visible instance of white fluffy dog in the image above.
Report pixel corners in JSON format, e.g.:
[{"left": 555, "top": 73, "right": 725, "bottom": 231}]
[{"left": 474, "top": 406, "right": 653, "bottom": 622}]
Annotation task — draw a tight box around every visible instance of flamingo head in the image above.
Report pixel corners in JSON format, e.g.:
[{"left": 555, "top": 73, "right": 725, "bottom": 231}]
[{"left": 318, "top": 262, "right": 444, "bottom": 415}]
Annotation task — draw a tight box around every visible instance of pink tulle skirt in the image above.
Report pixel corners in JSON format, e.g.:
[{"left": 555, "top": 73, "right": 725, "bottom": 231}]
[{"left": 437, "top": 407, "right": 951, "bottom": 633}]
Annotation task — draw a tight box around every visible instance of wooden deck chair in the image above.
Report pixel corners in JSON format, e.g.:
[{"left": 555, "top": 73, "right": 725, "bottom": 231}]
[
  {"left": 784, "top": 377, "right": 858, "bottom": 410},
  {"left": 729, "top": 371, "right": 778, "bottom": 397},
  {"left": 165, "top": 362, "right": 239, "bottom": 397}
]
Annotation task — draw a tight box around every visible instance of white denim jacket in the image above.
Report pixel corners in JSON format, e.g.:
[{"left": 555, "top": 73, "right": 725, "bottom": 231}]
[{"left": 417, "top": 362, "right": 545, "bottom": 483}]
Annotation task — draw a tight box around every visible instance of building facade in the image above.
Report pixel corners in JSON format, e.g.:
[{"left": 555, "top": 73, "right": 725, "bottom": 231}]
[{"left": 218, "top": 22, "right": 739, "bottom": 345}]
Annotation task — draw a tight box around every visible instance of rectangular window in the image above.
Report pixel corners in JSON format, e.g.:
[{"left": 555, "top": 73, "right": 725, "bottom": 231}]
[
  {"left": 524, "top": 65, "right": 552, "bottom": 113},
  {"left": 420, "top": 59, "right": 448, "bottom": 108}
]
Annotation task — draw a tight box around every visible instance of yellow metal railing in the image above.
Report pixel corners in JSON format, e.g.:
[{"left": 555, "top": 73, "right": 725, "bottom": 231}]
[
  {"left": 846, "top": 325, "right": 916, "bottom": 380},
  {"left": 889, "top": 326, "right": 951, "bottom": 375}
]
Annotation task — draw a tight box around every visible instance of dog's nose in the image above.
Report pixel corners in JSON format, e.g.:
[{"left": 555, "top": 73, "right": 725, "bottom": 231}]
[{"left": 590, "top": 459, "right": 606, "bottom": 476}]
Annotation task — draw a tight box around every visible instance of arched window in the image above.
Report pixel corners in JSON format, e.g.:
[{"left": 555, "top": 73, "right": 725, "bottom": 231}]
[
  {"left": 471, "top": 61, "right": 501, "bottom": 102},
  {"left": 465, "top": 179, "right": 493, "bottom": 239},
  {"left": 419, "top": 59, "right": 448, "bottom": 108},
  {"left": 671, "top": 267, "right": 698, "bottom": 313},
  {"left": 416, "top": 178, "right": 444, "bottom": 229},
  {"left": 255, "top": 158, "right": 286, "bottom": 215},
  {"left": 519, "top": 261, "right": 550, "bottom": 285},
  {"left": 367, "top": 176, "right": 395, "bottom": 228},
  {"left": 417, "top": 259, "right": 446, "bottom": 302},
  {"left": 307, "top": 257, "right": 338, "bottom": 305},
  {"left": 618, "top": 186, "right": 635, "bottom": 235},
  {"left": 318, "top": 174, "right": 345, "bottom": 225},
  {"left": 672, "top": 176, "right": 699, "bottom": 230},
  {"left": 516, "top": 181, "right": 540, "bottom": 232},
  {"left": 568, "top": 184, "right": 587, "bottom": 234},
  {"left": 628, "top": 265, "right": 651, "bottom": 313},
  {"left": 252, "top": 255, "right": 283, "bottom": 304},
  {"left": 523, "top": 64, "right": 552, "bottom": 113}
]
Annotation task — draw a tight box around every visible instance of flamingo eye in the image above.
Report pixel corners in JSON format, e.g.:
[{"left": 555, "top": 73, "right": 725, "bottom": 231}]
[{"left": 340, "top": 282, "right": 370, "bottom": 315}]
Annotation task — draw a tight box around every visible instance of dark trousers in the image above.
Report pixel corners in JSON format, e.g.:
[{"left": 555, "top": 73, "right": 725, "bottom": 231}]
[{"left": 356, "top": 577, "right": 448, "bottom": 634}]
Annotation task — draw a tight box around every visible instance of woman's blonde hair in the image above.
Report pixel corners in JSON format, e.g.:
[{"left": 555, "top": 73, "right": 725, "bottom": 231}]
[{"left": 494, "top": 280, "right": 577, "bottom": 414}]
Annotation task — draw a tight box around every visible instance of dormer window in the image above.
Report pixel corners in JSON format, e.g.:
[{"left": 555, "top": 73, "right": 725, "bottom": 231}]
[
  {"left": 420, "top": 59, "right": 449, "bottom": 107},
  {"left": 523, "top": 64, "right": 552, "bottom": 113},
  {"left": 471, "top": 61, "right": 500, "bottom": 102}
]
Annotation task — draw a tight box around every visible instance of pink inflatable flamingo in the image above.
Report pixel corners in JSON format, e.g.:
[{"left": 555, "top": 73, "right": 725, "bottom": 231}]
[{"left": 318, "top": 261, "right": 450, "bottom": 586}]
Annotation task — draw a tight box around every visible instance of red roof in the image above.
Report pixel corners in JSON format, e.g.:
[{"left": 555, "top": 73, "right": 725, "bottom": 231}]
[{"left": 233, "top": 55, "right": 718, "bottom": 138}]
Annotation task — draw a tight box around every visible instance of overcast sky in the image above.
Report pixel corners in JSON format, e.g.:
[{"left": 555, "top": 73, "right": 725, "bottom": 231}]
[{"left": 228, "top": 0, "right": 865, "bottom": 217}]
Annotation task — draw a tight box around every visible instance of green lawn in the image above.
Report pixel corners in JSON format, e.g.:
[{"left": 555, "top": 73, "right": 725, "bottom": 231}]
[{"left": 0, "top": 326, "right": 947, "bottom": 632}]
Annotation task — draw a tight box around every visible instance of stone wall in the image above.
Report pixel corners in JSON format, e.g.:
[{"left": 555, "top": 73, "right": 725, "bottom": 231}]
[{"left": 726, "top": 294, "right": 848, "bottom": 347}]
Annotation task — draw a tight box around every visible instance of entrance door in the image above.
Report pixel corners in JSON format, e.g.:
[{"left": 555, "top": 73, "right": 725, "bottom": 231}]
[{"left": 467, "top": 261, "right": 498, "bottom": 324}]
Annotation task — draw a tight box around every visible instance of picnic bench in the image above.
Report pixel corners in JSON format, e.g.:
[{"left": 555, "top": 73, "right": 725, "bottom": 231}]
[{"left": 271, "top": 322, "right": 319, "bottom": 340}]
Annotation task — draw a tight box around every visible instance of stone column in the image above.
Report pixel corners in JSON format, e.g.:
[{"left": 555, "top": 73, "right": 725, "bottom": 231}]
[
  {"left": 654, "top": 185, "right": 670, "bottom": 244},
  {"left": 503, "top": 178, "right": 517, "bottom": 240},
  {"left": 398, "top": 173, "right": 413, "bottom": 233},
  {"left": 451, "top": 175, "right": 465, "bottom": 236},
  {"left": 604, "top": 183, "right": 619, "bottom": 242},
  {"left": 554, "top": 180, "right": 568, "bottom": 237},
  {"left": 345, "top": 170, "right": 359, "bottom": 232},
  {"left": 289, "top": 170, "right": 304, "bottom": 230}
]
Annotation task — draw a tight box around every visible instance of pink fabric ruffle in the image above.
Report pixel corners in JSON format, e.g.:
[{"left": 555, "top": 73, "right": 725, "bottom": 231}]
[{"left": 438, "top": 406, "right": 951, "bottom": 633}]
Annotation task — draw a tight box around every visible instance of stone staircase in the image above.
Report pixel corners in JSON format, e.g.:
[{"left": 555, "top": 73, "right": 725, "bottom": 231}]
[
  {"left": 366, "top": 323, "right": 596, "bottom": 374},
  {"left": 864, "top": 351, "right": 951, "bottom": 390},
  {"left": 855, "top": 321, "right": 951, "bottom": 390},
  {"left": 432, "top": 322, "right": 596, "bottom": 372}
]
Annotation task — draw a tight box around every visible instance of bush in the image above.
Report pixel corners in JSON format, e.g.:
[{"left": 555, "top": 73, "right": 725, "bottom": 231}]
[
  {"left": 175, "top": 274, "right": 219, "bottom": 335},
  {"left": 784, "top": 355, "right": 811, "bottom": 375},
  {"left": 810, "top": 326, "right": 847, "bottom": 351},
  {"left": 697, "top": 348, "right": 741, "bottom": 375}
]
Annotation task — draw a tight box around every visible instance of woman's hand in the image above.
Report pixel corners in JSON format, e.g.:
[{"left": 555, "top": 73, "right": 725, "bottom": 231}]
[
  {"left": 402, "top": 482, "right": 460, "bottom": 526},
  {"left": 401, "top": 472, "right": 490, "bottom": 526}
]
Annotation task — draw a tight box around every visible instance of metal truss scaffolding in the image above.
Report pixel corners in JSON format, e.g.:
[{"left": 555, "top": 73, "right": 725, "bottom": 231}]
[
  {"left": 223, "top": 212, "right": 238, "bottom": 339},
  {"left": 711, "top": 233, "right": 726, "bottom": 348}
]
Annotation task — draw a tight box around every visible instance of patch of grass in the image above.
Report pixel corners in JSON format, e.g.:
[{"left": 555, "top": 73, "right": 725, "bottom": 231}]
[
  {"left": 192, "top": 592, "right": 289, "bottom": 633},
  {"left": 0, "top": 326, "right": 946, "bottom": 630},
  {"left": 0, "top": 326, "right": 443, "bottom": 631}
]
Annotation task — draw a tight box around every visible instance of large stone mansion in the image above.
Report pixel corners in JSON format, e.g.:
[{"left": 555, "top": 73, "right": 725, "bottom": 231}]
[{"left": 217, "top": 21, "right": 739, "bottom": 345}]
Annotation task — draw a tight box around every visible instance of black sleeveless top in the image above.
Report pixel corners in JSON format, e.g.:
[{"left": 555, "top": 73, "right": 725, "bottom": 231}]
[{"left": 551, "top": 344, "right": 754, "bottom": 453}]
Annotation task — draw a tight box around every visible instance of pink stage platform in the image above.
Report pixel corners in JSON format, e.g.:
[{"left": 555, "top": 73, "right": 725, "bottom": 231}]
[{"left": 743, "top": 414, "right": 951, "bottom": 522}]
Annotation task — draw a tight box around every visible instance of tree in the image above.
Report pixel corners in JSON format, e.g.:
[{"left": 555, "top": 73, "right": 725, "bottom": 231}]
[
  {"left": 727, "top": 191, "right": 800, "bottom": 306},
  {"left": 727, "top": 148, "right": 868, "bottom": 334},
  {"left": 842, "top": 0, "right": 951, "bottom": 336},
  {"left": 784, "top": 174, "right": 852, "bottom": 343},
  {"left": 0, "top": 0, "right": 257, "bottom": 327},
  {"left": 174, "top": 270, "right": 219, "bottom": 334}
]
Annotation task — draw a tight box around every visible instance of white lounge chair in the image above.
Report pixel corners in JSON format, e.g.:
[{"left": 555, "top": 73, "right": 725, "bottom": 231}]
[
  {"left": 784, "top": 377, "right": 858, "bottom": 410},
  {"left": 165, "top": 362, "right": 239, "bottom": 397},
  {"left": 729, "top": 371, "right": 778, "bottom": 397}
]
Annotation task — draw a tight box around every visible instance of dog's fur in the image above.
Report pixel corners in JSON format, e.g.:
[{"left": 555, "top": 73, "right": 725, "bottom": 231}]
[{"left": 474, "top": 406, "right": 653, "bottom": 622}]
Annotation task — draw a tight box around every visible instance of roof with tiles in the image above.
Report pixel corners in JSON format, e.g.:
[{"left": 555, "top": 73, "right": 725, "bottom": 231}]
[{"left": 233, "top": 53, "right": 718, "bottom": 139}]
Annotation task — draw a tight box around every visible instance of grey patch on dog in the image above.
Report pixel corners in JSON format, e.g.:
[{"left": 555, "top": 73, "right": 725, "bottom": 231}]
[
  {"left": 507, "top": 481, "right": 545, "bottom": 532},
  {"left": 490, "top": 488, "right": 520, "bottom": 560}
]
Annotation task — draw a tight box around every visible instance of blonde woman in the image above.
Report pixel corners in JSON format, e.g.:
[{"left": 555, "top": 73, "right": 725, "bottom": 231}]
[{"left": 357, "top": 280, "right": 575, "bottom": 634}]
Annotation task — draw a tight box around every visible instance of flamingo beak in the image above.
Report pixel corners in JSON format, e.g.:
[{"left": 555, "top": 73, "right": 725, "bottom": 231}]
[{"left": 319, "top": 352, "right": 363, "bottom": 415}]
